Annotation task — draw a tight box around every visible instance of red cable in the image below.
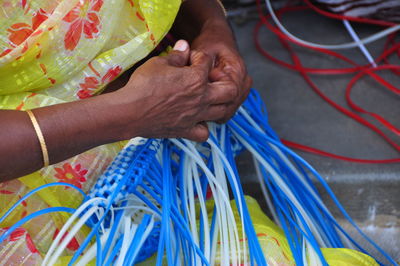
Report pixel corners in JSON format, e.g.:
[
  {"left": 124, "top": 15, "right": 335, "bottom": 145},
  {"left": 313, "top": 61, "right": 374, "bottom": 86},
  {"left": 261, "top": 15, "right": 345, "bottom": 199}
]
[
  {"left": 345, "top": 67, "right": 400, "bottom": 136},
  {"left": 277, "top": 35, "right": 400, "bottom": 151},
  {"left": 302, "top": 0, "right": 397, "bottom": 27},
  {"left": 254, "top": 0, "right": 400, "bottom": 163},
  {"left": 282, "top": 139, "right": 400, "bottom": 164},
  {"left": 382, "top": 34, "right": 400, "bottom": 75},
  {"left": 254, "top": 21, "right": 400, "bottom": 76}
]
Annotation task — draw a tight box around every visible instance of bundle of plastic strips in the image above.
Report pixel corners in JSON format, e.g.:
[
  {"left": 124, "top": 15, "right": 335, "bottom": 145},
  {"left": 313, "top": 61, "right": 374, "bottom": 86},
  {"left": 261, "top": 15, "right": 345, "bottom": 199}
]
[{"left": 0, "top": 89, "right": 397, "bottom": 265}]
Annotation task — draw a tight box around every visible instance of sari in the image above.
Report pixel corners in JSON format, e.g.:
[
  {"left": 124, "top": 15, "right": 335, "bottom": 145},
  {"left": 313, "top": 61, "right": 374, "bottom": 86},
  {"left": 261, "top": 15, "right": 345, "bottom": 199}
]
[
  {"left": 0, "top": 0, "right": 381, "bottom": 265},
  {"left": 0, "top": 0, "right": 180, "bottom": 264}
]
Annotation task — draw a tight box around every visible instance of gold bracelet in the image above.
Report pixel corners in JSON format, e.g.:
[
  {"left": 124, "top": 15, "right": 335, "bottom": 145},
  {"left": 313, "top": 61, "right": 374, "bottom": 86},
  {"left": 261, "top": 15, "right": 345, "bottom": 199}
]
[
  {"left": 27, "top": 110, "right": 50, "bottom": 168},
  {"left": 216, "top": 0, "right": 227, "bottom": 17}
]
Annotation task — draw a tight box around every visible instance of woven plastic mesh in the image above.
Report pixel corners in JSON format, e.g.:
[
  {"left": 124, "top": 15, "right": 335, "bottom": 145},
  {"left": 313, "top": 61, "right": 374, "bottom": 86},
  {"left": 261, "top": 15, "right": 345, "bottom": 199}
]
[{"left": 88, "top": 138, "right": 162, "bottom": 204}]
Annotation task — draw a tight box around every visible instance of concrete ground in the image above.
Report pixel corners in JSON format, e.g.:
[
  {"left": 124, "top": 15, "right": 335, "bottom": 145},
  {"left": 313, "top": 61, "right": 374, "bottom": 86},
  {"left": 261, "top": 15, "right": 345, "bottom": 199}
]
[{"left": 229, "top": 7, "right": 400, "bottom": 262}]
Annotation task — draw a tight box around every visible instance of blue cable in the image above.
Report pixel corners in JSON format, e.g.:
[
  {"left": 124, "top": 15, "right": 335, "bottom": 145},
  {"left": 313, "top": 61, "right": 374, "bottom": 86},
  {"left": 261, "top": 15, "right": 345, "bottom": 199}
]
[
  {"left": 70, "top": 140, "right": 157, "bottom": 265},
  {"left": 124, "top": 214, "right": 152, "bottom": 266},
  {"left": 0, "top": 182, "right": 85, "bottom": 224},
  {"left": 101, "top": 207, "right": 125, "bottom": 260},
  {"left": 96, "top": 230, "right": 103, "bottom": 266},
  {"left": 257, "top": 132, "right": 397, "bottom": 265},
  {"left": 0, "top": 207, "right": 75, "bottom": 244},
  {"left": 104, "top": 235, "right": 123, "bottom": 266},
  {"left": 233, "top": 89, "right": 396, "bottom": 265}
]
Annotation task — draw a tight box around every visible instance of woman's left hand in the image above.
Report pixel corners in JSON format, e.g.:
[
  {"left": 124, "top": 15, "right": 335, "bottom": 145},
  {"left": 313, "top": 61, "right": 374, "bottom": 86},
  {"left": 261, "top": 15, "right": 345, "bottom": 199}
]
[{"left": 191, "top": 20, "right": 252, "bottom": 123}]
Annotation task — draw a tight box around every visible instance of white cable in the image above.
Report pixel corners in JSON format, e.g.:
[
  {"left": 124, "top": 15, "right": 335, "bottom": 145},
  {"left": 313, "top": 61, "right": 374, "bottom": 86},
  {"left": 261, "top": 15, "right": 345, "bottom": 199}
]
[
  {"left": 190, "top": 158, "right": 212, "bottom": 261},
  {"left": 76, "top": 229, "right": 110, "bottom": 266},
  {"left": 117, "top": 216, "right": 137, "bottom": 266},
  {"left": 125, "top": 216, "right": 156, "bottom": 264},
  {"left": 42, "top": 197, "right": 109, "bottom": 266},
  {"left": 208, "top": 125, "right": 247, "bottom": 264},
  {"left": 48, "top": 207, "right": 99, "bottom": 266},
  {"left": 185, "top": 158, "right": 201, "bottom": 265},
  {"left": 172, "top": 139, "right": 240, "bottom": 265},
  {"left": 237, "top": 108, "right": 356, "bottom": 250},
  {"left": 218, "top": 124, "right": 248, "bottom": 265},
  {"left": 113, "top": 205, "right": 161, "bottom": 219},
  {"left": 264, "top": 0, "right": 400, "bottom": 50},
  {"left": 238, "top": 107, "right": 331, "bottom": 217},
  {"left": 342, "top": 20, "right": 377, "bottom": 66},
  {"left": 207, "top": 135, "right": 234, "bottom": 266},
  {"left": 230, "top": 126, "right": 327, "bottom": 246},
  {"left": 185, "top": 139, "right": 241, "bottom": 265},
  {"left": 252, "top": 155, "right": 281, "bottom": 227}
]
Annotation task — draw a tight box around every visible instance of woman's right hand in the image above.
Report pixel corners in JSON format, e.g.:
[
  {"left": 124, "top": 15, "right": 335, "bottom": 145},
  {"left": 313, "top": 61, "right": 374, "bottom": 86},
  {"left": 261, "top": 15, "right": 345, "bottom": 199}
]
[{"left": 109, "top": 40, "right": 239, "bottom": 142}]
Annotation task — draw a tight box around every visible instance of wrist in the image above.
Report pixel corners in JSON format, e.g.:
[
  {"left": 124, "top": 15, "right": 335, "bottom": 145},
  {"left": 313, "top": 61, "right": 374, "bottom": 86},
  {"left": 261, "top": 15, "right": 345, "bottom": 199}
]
[
  {"left": 201, "top": 17, "right": 231, "bottom": 35},
  {"left": 89, "top": 92, "right": 138, "bottom": 142},
  {"left": 192, "top": 19, "right": 237, "bottom": 55},
  {"left": 100, "top": 88, "right": 146, "bottom": 142}
]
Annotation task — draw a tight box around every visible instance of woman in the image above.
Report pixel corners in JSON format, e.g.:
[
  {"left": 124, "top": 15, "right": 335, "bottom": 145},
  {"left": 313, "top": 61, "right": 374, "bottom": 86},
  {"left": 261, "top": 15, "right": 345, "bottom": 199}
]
[
  {"left": 0, "top": 1, "right": 383, "bottom": 265},
  {"left": 0, "top": 0, "right": 251, "bottom": 263}
]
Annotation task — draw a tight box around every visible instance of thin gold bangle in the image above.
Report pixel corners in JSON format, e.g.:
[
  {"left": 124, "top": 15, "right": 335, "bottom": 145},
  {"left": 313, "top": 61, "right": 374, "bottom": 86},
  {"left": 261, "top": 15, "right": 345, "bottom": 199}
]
[
  {"left": 216, "top": 0, "right": 227, "bottom": 17},
  {"left": 26, "top": 110, "right": 50, "bottom": 168}
]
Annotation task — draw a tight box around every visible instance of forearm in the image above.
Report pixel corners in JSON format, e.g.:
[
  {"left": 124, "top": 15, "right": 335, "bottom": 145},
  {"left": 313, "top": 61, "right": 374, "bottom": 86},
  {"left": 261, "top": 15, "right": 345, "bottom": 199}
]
[
  {"left": 172, "top": 0, "right": 231, "bottom": 42},
  {"left": 0, "top": 94, "right": 127, "bottom": 181}
]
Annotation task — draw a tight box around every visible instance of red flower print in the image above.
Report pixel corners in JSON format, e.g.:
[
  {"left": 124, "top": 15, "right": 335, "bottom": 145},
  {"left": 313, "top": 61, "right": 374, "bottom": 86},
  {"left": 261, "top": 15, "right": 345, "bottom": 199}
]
[
  {"left": 54, "top": 163, "right": 88, "bottom": 189},
  {"left": 77, "top": 76, "right": 99, "bottom": 99},
  {"left": 101, "top": 66, "right": 122, "bottom": 83},
  {"left": 0, "top": 182, "right": 14, "bottom": 195},
  {"left": 25, "top": 233, "right": 39, "bottom": 254},
  {"left": 8, "top": 227, "right": 26, "bottom": 242},
  {"left": 31, "top": 8, "right": 49, "bottom": 31},
  {"left": 0, "top": 227, "right": 39, "bottom": 253},
  {"left": 53, "top": 229, "right": 80, "bottom": 251},
  {"left": 77, "top": 66, "right": 122, "bottom": 99},
  {"left": 63, "top": 0, "right": 104, "bottom": 51},
  {"left": 21, "top": 0, "right": 28, "bottom": 9},
  {"left": 6, "top": 8, "right": 48, "bottom": 47}
]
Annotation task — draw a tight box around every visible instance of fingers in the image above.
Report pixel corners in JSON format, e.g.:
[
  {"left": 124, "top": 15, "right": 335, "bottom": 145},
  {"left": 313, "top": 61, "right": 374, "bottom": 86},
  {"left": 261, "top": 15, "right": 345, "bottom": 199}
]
[
  {"left": 182, "top": 122, "right": 209, "bottom": 142},
  {"left": 209, "top": 67, "right": 229, "bottom": 82},
  {"left": 166, "top": 40, "right": 190, "bottom": 67},
  {"left": 190, "top": 51, "right": 213, "bottom": 74},
  {"left": 198, "top": 104, "right": 230, "bottom": 122},
  {"left": 206, "top": 80, "right": 238, "bottom": 105}
]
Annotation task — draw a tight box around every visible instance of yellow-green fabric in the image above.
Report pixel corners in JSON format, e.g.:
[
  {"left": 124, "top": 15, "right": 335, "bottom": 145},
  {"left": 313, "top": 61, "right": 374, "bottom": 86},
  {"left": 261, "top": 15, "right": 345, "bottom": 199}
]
[
  {"left": 0, "top": 0, "right": 180, "bottom": 264},
  {"left": 211, "top": 196, "right": 378, "bottom": 266}
]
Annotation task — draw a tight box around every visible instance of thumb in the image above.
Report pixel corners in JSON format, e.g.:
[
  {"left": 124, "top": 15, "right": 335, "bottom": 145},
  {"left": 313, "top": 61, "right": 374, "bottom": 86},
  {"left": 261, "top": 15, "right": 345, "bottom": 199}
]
[{"left": 166, "top": 40, "right": 190, "bottom": 67}]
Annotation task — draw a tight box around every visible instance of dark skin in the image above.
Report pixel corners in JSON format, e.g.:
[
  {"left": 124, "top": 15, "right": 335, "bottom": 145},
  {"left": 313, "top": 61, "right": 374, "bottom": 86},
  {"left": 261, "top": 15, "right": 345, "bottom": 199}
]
[{"left": 0, "top": 0, "right": 251, "bottom": 181}]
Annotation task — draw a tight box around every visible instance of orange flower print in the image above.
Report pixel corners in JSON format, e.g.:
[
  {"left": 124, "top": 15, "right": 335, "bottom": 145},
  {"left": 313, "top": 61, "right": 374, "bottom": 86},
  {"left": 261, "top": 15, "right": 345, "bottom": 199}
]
[
  {"left": 54, "top": 163, "right": 88, "bottom": 189},
  {"left": 7, "top": 23, "right": 32, "bottom": 47},
  {"left": 1, "top": 8, "right": 49, "bottom": 57},
  {"left": 77, "top": 76, "right": 99, "bottom": 99},
  {"left": 77, "top": 66, "right": 122, "bottom": 99},
  {"left": 63, "top": 0, "right": 103, "bottom": 51},
  {"left": 101, "top": 66, "right": 122, "bottom": 83}
]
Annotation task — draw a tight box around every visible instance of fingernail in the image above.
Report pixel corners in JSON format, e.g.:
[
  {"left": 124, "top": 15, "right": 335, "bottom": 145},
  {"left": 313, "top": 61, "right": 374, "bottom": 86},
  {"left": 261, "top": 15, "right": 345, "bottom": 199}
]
[{"left": 173, "top": 40, "right": 188, "bottom": 52}]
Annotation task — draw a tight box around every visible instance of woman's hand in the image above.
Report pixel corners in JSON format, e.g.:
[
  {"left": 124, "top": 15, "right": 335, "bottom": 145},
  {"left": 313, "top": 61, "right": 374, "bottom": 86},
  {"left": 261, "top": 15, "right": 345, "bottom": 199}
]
[
  {"left": 191, "top": 20, "right": 252, "bottom": 123},
  {"left": 0, "top": 40, "right": 239, "bottom": 181},
  {"left": 109, "top": 40, "right": 238, "bottom": 142}
]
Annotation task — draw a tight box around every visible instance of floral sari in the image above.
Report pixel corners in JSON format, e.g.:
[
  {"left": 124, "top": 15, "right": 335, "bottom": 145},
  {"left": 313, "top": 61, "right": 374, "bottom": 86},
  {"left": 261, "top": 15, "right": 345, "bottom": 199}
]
[{"left": 0, "top": 0, "right": 180, "bottom": 264}]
